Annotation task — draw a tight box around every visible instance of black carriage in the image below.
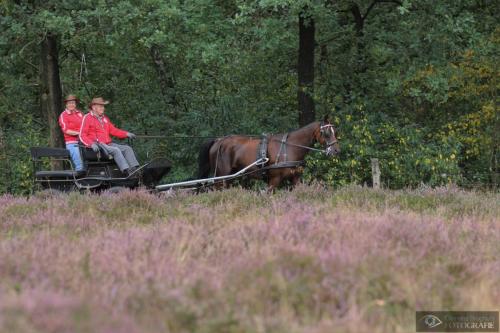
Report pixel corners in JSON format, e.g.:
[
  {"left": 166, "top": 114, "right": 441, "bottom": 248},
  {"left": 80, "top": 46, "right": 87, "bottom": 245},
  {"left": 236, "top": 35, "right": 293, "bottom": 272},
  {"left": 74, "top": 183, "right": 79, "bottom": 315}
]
[{"left": 30, "top": 145, "right": 171, "bottom": 193}]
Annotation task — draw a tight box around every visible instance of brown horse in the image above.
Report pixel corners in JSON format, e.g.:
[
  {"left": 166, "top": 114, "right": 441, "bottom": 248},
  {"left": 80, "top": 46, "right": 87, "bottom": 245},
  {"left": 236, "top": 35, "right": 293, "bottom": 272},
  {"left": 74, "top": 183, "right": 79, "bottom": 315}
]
[{"left": 197, "top": 117, "right": 340, "bottom": 191}]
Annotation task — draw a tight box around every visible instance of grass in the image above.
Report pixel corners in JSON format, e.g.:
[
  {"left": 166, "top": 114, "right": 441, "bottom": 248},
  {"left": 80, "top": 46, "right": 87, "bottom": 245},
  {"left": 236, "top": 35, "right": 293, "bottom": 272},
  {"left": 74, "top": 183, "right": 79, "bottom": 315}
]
[{"left": 0, "top": 185, "right": 498, "bottom": 333}]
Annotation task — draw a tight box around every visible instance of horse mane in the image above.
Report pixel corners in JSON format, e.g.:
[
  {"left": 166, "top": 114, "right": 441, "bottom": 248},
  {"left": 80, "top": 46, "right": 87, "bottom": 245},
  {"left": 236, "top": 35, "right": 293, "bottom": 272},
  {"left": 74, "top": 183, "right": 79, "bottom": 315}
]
[{"left": 288, "top": 121, "right": 320, "bottom": 135}]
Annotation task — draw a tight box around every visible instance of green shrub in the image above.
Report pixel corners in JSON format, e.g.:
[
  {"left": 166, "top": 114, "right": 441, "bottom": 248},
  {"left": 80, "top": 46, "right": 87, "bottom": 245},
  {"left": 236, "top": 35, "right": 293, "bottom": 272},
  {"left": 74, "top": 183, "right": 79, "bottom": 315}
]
[{"left": 304, "top": 108, "right": 462, "bottom": 189}]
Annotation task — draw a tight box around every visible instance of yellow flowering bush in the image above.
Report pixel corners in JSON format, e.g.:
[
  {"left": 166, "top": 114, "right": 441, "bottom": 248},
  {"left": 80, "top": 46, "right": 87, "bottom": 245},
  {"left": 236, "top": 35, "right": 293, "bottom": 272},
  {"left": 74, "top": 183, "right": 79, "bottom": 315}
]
[{"left": 304, "top": 111, "right": 462, "bottom": 188}]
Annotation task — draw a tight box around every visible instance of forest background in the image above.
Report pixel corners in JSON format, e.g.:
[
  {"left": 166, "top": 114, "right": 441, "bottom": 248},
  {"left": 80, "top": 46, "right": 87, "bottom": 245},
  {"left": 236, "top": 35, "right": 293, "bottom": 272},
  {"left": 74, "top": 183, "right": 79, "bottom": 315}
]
[{"left": 0, "top": 0, "right": 498, "bottom": 194}]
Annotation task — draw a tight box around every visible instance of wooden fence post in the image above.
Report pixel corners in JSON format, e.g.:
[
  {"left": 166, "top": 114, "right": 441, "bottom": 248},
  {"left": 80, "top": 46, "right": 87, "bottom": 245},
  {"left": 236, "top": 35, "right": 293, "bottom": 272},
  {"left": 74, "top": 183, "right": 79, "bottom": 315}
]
[
  {"left": 0, "top": 127, "right": 6, "bottom": 192},
  {"left": 371, "top": 158, "right": 380, "bottom": 189}
]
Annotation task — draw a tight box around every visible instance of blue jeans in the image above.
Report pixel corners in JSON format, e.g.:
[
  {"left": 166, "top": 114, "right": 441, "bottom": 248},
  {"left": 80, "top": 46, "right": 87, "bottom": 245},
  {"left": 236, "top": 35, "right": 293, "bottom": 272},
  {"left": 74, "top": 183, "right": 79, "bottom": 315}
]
[{"left": 66, "top": 143, "right": 84, "bottom": 171}]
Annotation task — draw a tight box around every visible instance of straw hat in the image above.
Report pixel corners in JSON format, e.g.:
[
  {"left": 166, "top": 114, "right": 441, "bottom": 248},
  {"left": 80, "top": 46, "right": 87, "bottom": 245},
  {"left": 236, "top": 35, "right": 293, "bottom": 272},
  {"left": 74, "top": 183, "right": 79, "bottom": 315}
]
[
  {"left": 89, "top": 97, "right": 110, "bottom": 106},
  {"left": 64, "top": 94, "right": 79, "bottom": 103}
]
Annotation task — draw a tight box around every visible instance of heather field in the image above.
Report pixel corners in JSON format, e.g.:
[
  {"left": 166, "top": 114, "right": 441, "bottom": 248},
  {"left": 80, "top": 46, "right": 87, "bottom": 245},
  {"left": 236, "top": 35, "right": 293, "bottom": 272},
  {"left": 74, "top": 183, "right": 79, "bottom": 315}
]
[{"left": 0, "top": 185, "right": 498, "bottom": 333}]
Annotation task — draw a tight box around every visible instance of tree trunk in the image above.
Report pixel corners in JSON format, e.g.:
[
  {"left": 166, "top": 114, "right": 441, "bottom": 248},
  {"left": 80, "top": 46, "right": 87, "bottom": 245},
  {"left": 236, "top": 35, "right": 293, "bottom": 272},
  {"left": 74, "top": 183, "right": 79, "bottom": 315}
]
[
  {"left": 150, "top": 44, "right": 179, "bottom": 120},
  {"left": 350, "top": 3, "right": 365, "bottom": 37},
  {"left": 298, "top": 12, "right": 315, "bottom": 126},
  {"left": 350, "top": 4, "right": 368, "bottom": 78},
  {"left": 40, "top": 33, "right": 63, "bottom": 149}
]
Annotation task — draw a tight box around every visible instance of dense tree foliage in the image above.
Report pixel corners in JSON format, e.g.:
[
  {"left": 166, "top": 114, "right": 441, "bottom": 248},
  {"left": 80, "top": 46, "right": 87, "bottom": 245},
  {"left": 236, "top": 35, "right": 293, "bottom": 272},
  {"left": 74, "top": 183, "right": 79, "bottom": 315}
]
[{"left": 0, "top": 0, "right": 498, "bottom": 193}]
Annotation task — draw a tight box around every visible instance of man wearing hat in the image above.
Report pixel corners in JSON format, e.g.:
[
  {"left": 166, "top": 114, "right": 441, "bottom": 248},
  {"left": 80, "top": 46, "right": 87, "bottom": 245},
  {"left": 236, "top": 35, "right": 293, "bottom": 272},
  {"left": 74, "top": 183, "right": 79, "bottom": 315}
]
[
  {"left": 58, "top": 94, "right": 85, "bottom": 172},
  {"left": 79, "top": 97, "right": 139, "bottom": 176}
]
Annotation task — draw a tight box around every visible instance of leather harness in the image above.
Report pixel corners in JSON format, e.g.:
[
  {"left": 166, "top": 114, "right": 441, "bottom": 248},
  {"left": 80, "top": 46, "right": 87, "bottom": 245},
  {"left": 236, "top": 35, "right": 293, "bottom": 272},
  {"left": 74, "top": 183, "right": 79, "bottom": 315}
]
[
  {"left": 275, "top": 133, "right": 289, "bottom": 165},
  {"left": 257, "top": 134, "right": 268, "bottom": 163},
  {"left": 256, "top": 133, "right": 304, "bottom": 170}
]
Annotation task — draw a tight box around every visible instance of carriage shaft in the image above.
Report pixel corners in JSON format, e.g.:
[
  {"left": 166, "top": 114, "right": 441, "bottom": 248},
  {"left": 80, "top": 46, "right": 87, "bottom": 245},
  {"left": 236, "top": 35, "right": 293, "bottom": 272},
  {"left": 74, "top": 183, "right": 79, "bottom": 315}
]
[{"left": 155, "top": 158, "right": 268, "bottom": 191}]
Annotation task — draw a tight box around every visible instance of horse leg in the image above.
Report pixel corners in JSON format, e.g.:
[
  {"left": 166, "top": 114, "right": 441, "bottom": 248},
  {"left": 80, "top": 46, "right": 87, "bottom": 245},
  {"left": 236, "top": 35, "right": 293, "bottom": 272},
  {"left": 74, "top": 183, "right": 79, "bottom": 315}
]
[
  {"left": 214, "top": 154, "right": 233, "bottom": 190},
  {"left": 267, "top": 174, "right": 282, "bottom": 193},
  {"left": 289, "top": 175, "right": 301, "bottom": 189}
]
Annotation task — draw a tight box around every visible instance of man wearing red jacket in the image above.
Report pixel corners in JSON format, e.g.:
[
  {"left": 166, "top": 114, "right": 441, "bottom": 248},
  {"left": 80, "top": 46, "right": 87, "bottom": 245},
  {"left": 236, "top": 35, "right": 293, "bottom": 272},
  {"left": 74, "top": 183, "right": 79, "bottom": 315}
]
[
  {"left": 58, "top": 94, "right": 85, "bottom": 171},
  {"left": 79, "top": 97, "right": 139, "bottom": 176}
]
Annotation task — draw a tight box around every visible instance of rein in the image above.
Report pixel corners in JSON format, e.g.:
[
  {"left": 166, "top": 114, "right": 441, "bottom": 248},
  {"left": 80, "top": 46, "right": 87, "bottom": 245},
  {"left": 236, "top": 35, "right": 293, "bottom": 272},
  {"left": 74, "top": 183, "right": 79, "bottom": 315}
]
[
  {"left": 136, "top": 122, "right": 337, "bottom": 155},
  {"left": 268, "top": 138, "right": 328, "bottom": 153},
  {"left": 136, "top": 135, "right": 329, "bottom": 153},
  {"left": 136, "top": 135, "right": 220, "bottom": 139}
]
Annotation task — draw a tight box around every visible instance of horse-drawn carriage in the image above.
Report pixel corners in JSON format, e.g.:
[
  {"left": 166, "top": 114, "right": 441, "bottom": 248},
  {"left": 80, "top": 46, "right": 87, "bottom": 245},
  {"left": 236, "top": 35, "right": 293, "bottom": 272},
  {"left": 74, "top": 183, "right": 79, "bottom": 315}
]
[
  {"left": 30, "top": 145, "right": 171, "bottom": 193},
  {"left": 30, "top": 118, "right": 340, "bottom": 193}
]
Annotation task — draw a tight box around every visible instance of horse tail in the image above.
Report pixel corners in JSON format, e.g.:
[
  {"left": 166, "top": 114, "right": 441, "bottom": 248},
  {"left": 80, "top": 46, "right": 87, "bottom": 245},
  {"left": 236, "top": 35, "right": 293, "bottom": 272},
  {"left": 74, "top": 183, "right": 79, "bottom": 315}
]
[{"left": 197, "top": 139, "right": 216, "bottom": 179}]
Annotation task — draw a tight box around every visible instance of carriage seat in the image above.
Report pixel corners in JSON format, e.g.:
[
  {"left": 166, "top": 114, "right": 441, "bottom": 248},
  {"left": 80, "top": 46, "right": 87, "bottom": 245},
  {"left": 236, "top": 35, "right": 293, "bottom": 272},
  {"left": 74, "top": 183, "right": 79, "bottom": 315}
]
[
  {"left": 80, "top": 145, "right": 114, "bottom": 162},
  {"left": 30, "top": 147, "right": 85, "bottom": 179},
  {"left": 30, "top": 147, "right": 70, "bottom": 159}
]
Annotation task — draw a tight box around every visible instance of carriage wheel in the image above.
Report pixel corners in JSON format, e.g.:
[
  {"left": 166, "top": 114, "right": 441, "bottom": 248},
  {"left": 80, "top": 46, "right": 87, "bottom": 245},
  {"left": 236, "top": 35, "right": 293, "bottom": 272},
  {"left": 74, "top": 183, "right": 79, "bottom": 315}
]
[
  {"left": 106, "top": 186, "right": 128, "bottom": 194},
  {"left": 35, "top": 188, "right": 65, "bottom": 198}
]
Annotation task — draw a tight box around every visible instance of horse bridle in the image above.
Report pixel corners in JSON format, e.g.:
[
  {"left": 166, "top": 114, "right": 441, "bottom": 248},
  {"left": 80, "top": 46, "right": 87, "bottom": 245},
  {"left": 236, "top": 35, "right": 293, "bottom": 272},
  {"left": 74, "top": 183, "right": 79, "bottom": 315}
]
[
  {"left": 267, "top": 122, "right": 339, "bottom": 155},
  {"left": 320, "top": 122, "right": 338, "bottom": 153}
]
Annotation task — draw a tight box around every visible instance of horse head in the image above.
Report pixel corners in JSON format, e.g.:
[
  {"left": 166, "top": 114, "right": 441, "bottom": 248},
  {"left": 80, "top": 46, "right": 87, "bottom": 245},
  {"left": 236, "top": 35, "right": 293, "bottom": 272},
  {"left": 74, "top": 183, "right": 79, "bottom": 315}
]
[{"left": 316, "top": 116, "right": 340, "bottom": 156}]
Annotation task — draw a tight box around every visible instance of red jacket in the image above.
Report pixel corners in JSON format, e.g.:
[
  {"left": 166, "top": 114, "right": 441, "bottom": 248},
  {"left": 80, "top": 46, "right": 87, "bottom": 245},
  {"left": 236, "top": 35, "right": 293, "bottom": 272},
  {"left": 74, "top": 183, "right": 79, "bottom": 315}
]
[
  {"left": 58, "top": 109, "right": 84, "bottom": 144},
  {"left": 79, "top": 112, "right": 129, "bottom": 146}
]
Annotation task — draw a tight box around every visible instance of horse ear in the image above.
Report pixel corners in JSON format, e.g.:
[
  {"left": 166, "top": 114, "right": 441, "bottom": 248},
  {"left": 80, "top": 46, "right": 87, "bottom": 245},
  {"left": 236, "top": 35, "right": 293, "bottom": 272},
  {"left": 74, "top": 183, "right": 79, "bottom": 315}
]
[{"left": 323, "top": 115, "right": 329, "bottom": 123}]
